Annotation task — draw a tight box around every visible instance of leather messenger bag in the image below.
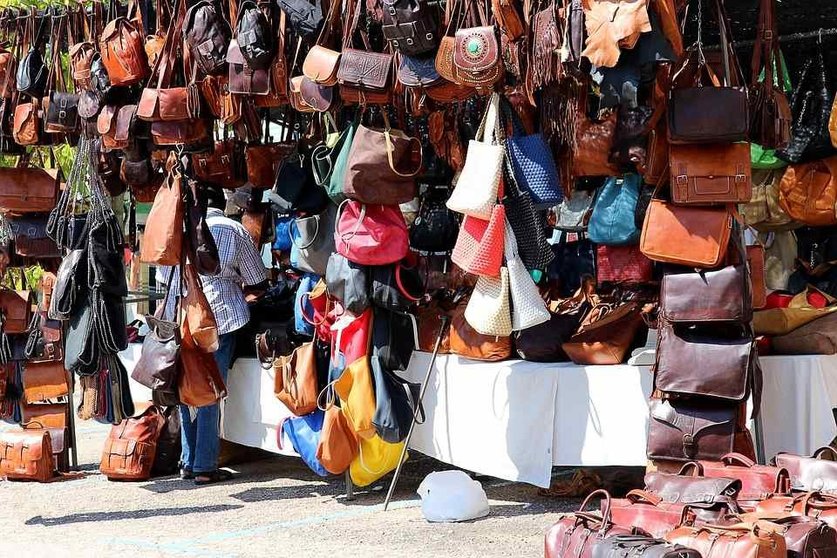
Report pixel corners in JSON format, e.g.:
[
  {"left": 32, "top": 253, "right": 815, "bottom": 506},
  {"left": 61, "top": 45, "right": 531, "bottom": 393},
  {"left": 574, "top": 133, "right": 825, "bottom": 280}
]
[
  {"left": 100, "top": 406, "right": 166, "bottom": 481},
  {"left": 669, "top": 142, "right": 752, "bottom": 205},
  {"left": 0, "top": 428, "right": 55, "bottom": 482},
  {"left": 0, "top": 165, "right": 60, "bottom": 214}
]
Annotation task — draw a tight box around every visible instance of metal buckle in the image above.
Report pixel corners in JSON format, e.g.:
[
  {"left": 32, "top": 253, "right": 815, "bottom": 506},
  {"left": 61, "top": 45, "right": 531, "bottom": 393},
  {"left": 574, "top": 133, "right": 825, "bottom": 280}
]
[
  {"left": 682, "top": 434, "right": 696, "bottom": 457},
  {"left": 59, "top": 110, "right": 66, "bottom": 120},
  {"left": 735, "top": 173, "right": 747, "bottom": 183},
  {"left": 675, "top": 174, "right": 688, "bottom": 185},
  {"left": 406, "top": 38, "right": 414, "bottom": 45}
]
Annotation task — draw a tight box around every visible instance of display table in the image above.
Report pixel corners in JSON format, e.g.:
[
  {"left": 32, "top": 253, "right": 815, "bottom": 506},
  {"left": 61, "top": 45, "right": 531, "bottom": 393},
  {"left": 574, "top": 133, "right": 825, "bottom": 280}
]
[{"left": 120, "top": 346, "right": 837, "bottom": 488}]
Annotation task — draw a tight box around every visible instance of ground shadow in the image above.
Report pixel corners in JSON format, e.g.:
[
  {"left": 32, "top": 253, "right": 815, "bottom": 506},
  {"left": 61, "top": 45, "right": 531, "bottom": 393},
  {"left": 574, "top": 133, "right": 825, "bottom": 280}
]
[{"left": 25, "top": 504, "right": 244, "bottom": 527}]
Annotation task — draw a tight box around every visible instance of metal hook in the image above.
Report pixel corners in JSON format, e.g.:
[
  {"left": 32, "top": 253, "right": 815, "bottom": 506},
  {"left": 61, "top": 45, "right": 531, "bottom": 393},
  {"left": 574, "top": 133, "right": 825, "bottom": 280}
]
[{"left": 819, "top": 28, "right": 824, "bottom": 44}]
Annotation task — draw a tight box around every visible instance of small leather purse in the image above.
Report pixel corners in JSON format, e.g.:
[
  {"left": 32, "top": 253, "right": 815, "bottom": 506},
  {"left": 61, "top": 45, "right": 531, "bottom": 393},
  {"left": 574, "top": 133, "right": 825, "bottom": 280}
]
[{"left": 453, "top": 25, "right": 502, "bottom": 92}]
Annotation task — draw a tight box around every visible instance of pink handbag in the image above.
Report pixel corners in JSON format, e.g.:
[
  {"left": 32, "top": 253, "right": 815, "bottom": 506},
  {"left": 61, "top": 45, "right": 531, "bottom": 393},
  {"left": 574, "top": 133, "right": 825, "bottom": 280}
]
[
  {"left": 451, "top": 204, "right": 506, "bottom": 278},
  {"left": 331, "top": 308, "right": 373, "bottom": 366},
  {"left": 334, "top": 200, "right": 409, "bottom": 265}
]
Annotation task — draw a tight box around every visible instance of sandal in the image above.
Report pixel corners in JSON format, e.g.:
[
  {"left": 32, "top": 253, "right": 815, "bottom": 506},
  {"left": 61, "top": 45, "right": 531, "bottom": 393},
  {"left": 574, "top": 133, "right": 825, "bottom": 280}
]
[
  {"left": 194, "top": 469, "right": 234, "bottom": 486},
  {"left": 538, "top": 469, "right": 602, "bottom": 499},
  {"left": 180, "top": 468, "right": 194, "bottom": 480}
]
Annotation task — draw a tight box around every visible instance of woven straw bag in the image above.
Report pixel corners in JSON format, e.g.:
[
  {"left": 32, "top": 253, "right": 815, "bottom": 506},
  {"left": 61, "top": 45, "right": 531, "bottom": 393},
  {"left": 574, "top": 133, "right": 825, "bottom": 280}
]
[
  {"left": 450, "top": 204, "right": 506, "bottom": 277},
  {"left": 464, "top": 267, "right": 513, "bottom": 336},
  {"left": 446, "top": 93, "right": 503, "bottom": 220},
  {"left": 505, "top": 222, "right": 550, "bottom": 331}
]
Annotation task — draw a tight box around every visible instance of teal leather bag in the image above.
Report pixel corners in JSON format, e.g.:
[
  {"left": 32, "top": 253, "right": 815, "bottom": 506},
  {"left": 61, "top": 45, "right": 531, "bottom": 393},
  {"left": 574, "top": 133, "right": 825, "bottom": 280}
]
[{"left": 587, "top": 173, "right": 641, "bottom": 246}]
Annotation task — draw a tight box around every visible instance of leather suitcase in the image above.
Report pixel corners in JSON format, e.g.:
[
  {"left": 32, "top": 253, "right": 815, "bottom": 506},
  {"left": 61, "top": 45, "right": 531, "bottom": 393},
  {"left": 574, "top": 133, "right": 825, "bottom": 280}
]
[
  {"left": 591, "top": 534, "right": 701, "bottom": 558},
  {"left": 666, "top": 521, "right": 787, "bottom": 558},
  {"left": 698, "top": 453, "right": 792, "bottom": 510},
  {"left": 756, "top": 492, "right": 837, "bottom": 531},
  {"left": 545, "top": 490, "right": 637, "bottom": 558}
]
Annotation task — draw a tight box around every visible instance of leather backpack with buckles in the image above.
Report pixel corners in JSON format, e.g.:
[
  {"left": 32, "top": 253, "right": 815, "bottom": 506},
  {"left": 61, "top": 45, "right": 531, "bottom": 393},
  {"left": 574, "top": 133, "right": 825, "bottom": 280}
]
[
  {"left": 16, "top": 8, "right": 49, "bottom": 99},
  {"left": 99, "top": 0, "right": 150, "bottom": 87},
  {"left": 382, "top": 0, "right": 439, "bottom": 56},
  {"left": 183, "top": 0, "right": 232, "bottom": 77}
]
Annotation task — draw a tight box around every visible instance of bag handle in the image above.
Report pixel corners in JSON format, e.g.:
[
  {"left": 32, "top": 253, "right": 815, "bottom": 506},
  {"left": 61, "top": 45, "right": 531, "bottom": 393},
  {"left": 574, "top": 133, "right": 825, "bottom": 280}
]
[
  {"left": 814, "top": 446, "right": 837, "bottom": 460},
  {"left": 625, "top": 489, "right": 662, "bottom": 506},
  {"left": 678, "top": 461, "right": 704, "bottom": 476},
  {"left": 721, "top": 452, "right": 756, "bottom": 468},
  {"left": 381, "top": 112, "right": 423, "bottom": 178},
  {"left": 290, "top": 215, "right": 320, "bottom": 250},
  {"left": 575, "top": 489, "right": 613, "bottom": 532}
]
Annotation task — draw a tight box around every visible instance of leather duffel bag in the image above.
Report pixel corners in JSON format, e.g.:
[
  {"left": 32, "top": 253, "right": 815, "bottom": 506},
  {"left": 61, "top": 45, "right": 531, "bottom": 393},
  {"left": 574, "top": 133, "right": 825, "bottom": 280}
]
[
  {"left": 665, "top": 521, "right": 787, "bottom": 558},
  {"left": 0, "top": 428, "right": 55, "bottom": 482},
  {"left": 697, "top": 453, "right": 792, "bottom": 510},
  {"left": 100, "top": 405, "right": 166, "bottom": 481},
  {"left": 545, "top": 489, "right": 638, "bottom": 558},
  {"left": 644, "top": 463, "right": 743, "bottom": 523},
  {"left": 606, "top": 489, "right": 695, "bottom": 538},
  {"left": 745, "top": 515, "right": 837, "bottom": 558},
  {"left": 756, "top": 492, "right": 837, "bottom": 531},
  {"left": 591, "top": 534, "right": 701, "bottom": 558},
  {"left": 774, "top": 446, "right": 837, "bottom": 494}
]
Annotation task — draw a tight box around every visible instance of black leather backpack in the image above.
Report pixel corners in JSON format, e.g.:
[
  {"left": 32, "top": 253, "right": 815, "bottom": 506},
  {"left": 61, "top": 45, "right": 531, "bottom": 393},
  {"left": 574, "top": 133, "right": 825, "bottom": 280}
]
[
  {"left": 381, "top": 0, "right": 438, "bottom": 56},
  {"left": 16, "top": 9, "right": 50, "bottom": 98},
  {"left": 276, "top": 0, "right": 323, "bottom": 39},
  {"left": 236, "top": 0, "right": 273, "bottom": 70},
  {"left": 183, "top": 0, "right": 232, "bottom": 76}
]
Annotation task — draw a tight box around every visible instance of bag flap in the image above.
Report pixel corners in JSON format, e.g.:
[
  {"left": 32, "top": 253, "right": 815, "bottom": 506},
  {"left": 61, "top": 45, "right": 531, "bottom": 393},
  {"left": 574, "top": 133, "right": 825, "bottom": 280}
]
[
  {"left": 226, "top": 40, "right": 246, "bottom": 64},
  {"left": 453, "top": 26, "right": 500, "bottom": 72},
  {"left": 645, "top": 471, "right": 742, "bottom": 504},
  {"left": 115, "top": 104, "right": 138, "bottom": 141},
  {"left": 303, "top": 46, "right": 341, "bottom": 81},
  {"left": 398, "top": 54, "right": 441, "bottom": 87},
  {"left": 137, "top": 88, "right": 159, "bottom": 119},
  {"left": 0, "top": 430, "right": 49, "bottom": 460},
  {"left": 100, "top": 19, "right": 123, "bottom": 42},
  {"left": 661, "top": 265, "right": 749, "bottom": 323},
  {"left": 670, "top": 142, "right": 750, "bottom": 177},
  {"left": 106, "top": 437, "right": 139, "bottom": 457},
  {"left": 158, "top": 88, "right": 190, "bottom": 120},
  {"left": 649, "top": 399, "right": 735, "bottom": 435},
  {"left": 97, "top": 105, "right": 118, "bottom": 135},
  {"left": 337, "top": 49, "right": 393, "bottom": 89}
]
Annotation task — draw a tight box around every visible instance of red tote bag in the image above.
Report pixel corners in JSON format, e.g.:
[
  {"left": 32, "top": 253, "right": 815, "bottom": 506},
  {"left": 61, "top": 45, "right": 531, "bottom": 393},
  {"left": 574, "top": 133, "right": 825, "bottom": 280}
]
[
  {"left": 334, "top": 200, "right": 409, "bottom": 265},
  {"left": 596, "top": 245, "right": 653, "bottom": 284},
  {"left": 451, "top": 204, "right": 506, "bottom": 278}
]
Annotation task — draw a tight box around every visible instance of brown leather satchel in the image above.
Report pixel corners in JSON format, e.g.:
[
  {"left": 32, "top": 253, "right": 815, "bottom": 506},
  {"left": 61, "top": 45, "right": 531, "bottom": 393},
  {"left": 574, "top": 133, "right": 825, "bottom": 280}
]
[
  {"left": 227, "top": 39, "right": 270, "bottom": 95},
  {"left": 778, "top": 157, "right": 837, "bottom": 226},
  {"left": 289, "top": 76, "right": 316, "bottom": 113},
  {"left": 545, "top": 490, "right": 638, "bottom": 558},
  {"left": 337, "top": 49, "right": 394, "bottom": 98},
  {"left": 13, "top": 100, "right": 39, "bottom": 146},
  {"left": 453, "top": 25, "right": 503, "bottom": 92},
  {"left": 0, "top": 428, "right": 55, "bottom": 482},
  {"left": 299, "top": 77, "right": 334, "bottom": 112},
  {"left": 181, "top": 263, "right": 219, "bottom": 354},
  {"left": 640, "top": 200, "right": 732, "bottom": 268},
  {"left": 647, "top": 398, "right": 737, "bottom": 462},
  {"left": 304, "top": 45, "right": 341, "bottom": 86},
  {"left": 756, "top": 492, "right": 837, "bottom": 531},
  {"left": 192, "top": 140, "right": 245, "bottom": 188},
  {"left": 572, "top": 107, "right": 619, "bottom": 178},
  {"left": 97, "top": 104, "right": 122, "bottom": 150},
  {"left": 273, "top": 343, "right": 318, "bottom": 416},
  {"left": 21, "top": 402, "right": 67, "bottom": 428},
  {"left": 245, "top": 142, "right": 296, "bottom": 188},
  {"left": 0, "top": 288, "right": 33, "bottom": 334},
  {"left": 661, "top": 264, "right": 751, "bottom": 323},
  {"left": 774, "top": 447, "right": 837, "bottom": 494},
  {"left": 22, "top": 360, "right": 68, "bottom": 404},
  {"left": 697, "top": 453, "right": 792, "bottom": 509},
  {"left": 139, "top": 153, "right": 184, "bottom": 266},
  {"left": 178, "top": 330, "right": 228, "bottom": 408},
  {"left": 151, "top": 118, "right": 210, "bottom": 147},
  {"left": 99, "top": 0, "right": 150, "bottom": 86},
  {"left": 645, "top": 464, "right": 743, "bottom": 520},
  {"left": 669, "top": 142, "right": 752, "bottom": 205},
  {"left": 750, "top": 515, "right": 837, "bottom": 558},
  {"left": 562, "top": 301, "right": 644, "bottom": 365},
  {"left": 449, "top": 299, "right": 511, "bottom": 362},
  {"left": 0, "top": 164, "right": 60, "bottom": 214},
  {"left": 99, "top": 406, "right": 165, "bottom": 481},
  {"left": 749, "top": 0, "right": 792, "bottom": 150},
  {"left": 607, "top": 489, "right": 696, "bottom": 539},
  {"left": 665, "top": 521, "right": 787, "bottom": 558}
]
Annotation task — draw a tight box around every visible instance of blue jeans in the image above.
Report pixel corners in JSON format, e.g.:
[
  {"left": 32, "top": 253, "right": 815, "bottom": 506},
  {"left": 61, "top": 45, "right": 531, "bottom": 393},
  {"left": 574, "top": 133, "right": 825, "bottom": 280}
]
[{"left": 180, "top": 333, "right": 236, "bottom": 474}]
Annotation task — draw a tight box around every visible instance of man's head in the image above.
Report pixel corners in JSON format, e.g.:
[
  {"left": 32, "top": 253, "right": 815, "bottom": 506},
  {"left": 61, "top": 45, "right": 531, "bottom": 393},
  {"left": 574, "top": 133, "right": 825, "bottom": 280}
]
[{"left": 200, "top": 184, "right": 227, "bottom": 211}]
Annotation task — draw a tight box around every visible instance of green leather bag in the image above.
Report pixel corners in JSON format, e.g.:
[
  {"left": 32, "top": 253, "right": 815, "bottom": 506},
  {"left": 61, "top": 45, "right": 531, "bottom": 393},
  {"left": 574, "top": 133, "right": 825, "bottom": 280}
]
[{"left": 322, "top": 120, "right": 358, "bottom": 203}]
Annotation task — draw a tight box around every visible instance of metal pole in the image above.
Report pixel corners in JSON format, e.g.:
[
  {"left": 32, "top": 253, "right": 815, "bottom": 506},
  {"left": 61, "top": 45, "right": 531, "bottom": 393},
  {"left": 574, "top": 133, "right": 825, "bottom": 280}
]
[{"left": 383, "top": 316, "right": 449, "bottom": 511}]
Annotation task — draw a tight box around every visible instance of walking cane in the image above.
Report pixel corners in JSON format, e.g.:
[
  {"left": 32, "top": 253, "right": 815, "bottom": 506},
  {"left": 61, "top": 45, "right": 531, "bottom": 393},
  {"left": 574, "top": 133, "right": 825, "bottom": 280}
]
[{"left": 383, "top": 315, "right": 450, "bottom": 511}]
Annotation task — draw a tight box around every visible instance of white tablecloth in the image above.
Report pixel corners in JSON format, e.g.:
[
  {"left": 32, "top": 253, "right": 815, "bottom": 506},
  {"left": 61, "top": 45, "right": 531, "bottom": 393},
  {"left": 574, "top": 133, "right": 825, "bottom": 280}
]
[{"left": 120, "top": 346, "right": 837, "bottom": 488}]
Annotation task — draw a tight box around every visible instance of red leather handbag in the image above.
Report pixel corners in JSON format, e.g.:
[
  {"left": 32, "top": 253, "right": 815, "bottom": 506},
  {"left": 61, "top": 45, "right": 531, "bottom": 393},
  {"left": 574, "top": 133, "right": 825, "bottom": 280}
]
[
  {"left": 596, "top": 245, "right": 653, "bottom": 284},
  {"left": 607, "top": 489, "right": 695, "bottom": 538},
  {"left": 697, "top": 452, "right": 792, "bottom": 510},
  {"left": 545, "top": 489, "right": 638, "bottom": 558},
  {"left": 334, "top": 200, "right": 409, "bottom": 266}
]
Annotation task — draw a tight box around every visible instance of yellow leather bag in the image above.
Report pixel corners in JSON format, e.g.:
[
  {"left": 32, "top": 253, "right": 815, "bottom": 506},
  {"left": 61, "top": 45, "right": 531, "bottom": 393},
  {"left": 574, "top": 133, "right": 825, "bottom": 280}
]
[
  {"left": 349, "top": 434, "right": 406, "bottom": 487},
  {"left": 334, "top": 357, "right": 377, "bottom": 440},
  {"left": 753, "top": 286, "right": 837, "bottom": 336}
]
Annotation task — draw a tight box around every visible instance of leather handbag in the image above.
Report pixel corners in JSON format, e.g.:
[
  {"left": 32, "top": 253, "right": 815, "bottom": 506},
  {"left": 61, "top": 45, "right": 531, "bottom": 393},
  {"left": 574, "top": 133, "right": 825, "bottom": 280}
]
[
  {"left": 777, "top": 44, "right": 835, "bottom": 164},
  {"left": 316, "top": 404, "right": 358, "bottom": 475},
  {"left": 661, "top": 264, "right": 751, "bottom": 323},
  {"left": 290, "top": 204, "right": 337, "bottom": 276},
  {"left": 192, "top": 140, "right": 245, "bottom": 188},
  {"left": 514, "top": 311, "right": 577, "bottom": 362},
  {"left": 607, "top": 489, "right": 696, "bottom": 539},
  {"left": 696, "top": 453, "right": 792, "bottom": 509},
  {"left": 665, "top": 522, "right": 787, "bottom": 558},
  {"left": 544, "top": 490, "right": 638, "bottom": 558},
  {"left": 778, "top": 157, "right": 837, "bottom": 226},
  {"left": 741, "top": 169, "right": 796, "bottom": 231},
  {"left": 573, "top": 107, "right": 619, "bottom": 178},
  {"left": 99, "top": 0, "right": 150, "bottom": 86},
  {"left": 453, "top": 25, "right": 502, "bottom": 92},
  {"left": 99, "top": 406, "right": 165, "bottom": 481},
  {"left": 150, "top": 118, "right": 211, "bottom": 147},
  {"left": 12, "top": 100, "right": 39, "bottom": 146},
  {"left": 408, "top": 188, "right": 460, "bottom": 253},
  {"left": 178, "top": 328, "right": 227, "bottom": 408},
  {"left": 669, "top": 143, "right": 752, "bottom": 205},
  {"left": 0, "top": 165, "right": 60, "bottom": 214},
  {"left": 325, "top": 252, "right": 369, "bottom": 315},
  {"left": 449, "top": 297, "right": 511, "bottom": 362},
  {"left": 655, "top": 323, "right": 754, "bottom": 401},
  {"left": 756, "top": 492, "right": 837, "bottom": 531},
  {"left": 0, "top": 428, "right": 54, "bottom": 482},
  {"left": 0, "top": 288, "right": 33, "bottom": 334},
  {"left": 131, "top": 314, "right": 180, "bottom": 406},
  {"left": 591, "top": 535, "right": 701, "bottom": 558},
  {"left": 597, "top": 245, "right": 653, "bottom": 284},
  {"left": 246, "top": 143, "right": 295, "bottom": 188},
  {"left": 336, "top": 20, "right": 394, "bottom": 102},
  {"left": 503, "top": 101, "right": 562, "bottom": 208},
  {"left": 751, "top": 516, "right": 837, "bottom": 558},
  {"left": 334, "top": 200, "right": 409, "bottom": 266},
  {"left": 226, "top": 40, "right": 269, "bottom": 95},
  {"left": 588, "top": 174, "right": 641, "bottom": 245},
  {"left": 464, "top": 267, "right": 512, "bottom": 337},
  {"left": 647, "top": 399, "right": 737, "bottom": 462},
  {"left": 139, "top": 154, "right": 183, "bottom": 266},
  {"left": 446, "top": 94, "right": 503, "bottom": 220},
  {"left": 181, "top": 263, "right": 219, "bottom": 354},
  {"left": 397, "top": 54, "right": 443, "bottom": 88},
  {"left": 22, "top": 361, "right": 68, "bottom": 404},
  {"left": 182, "top": 0, "right": 231, "bottom": 77},
  {"left": 562, "top": 301, "right": 644, "bottom": 365},
  {"left": 645, "top": 465, "right": 743, "bottom": 521},
  {"left": 274, "top": 342, "right": 319, "bottom": 416},
  {"left": 640, "top": 200, "right": 732, "bottom": 268},
  {"left": 304, "top": 46, "right": 341, "bottom": 86},
  {"left": 774, "top": 447, "right": 837, "bottom": 494},
  {"left": 450, "top": 204, "right": 506, "bottom": 277},
  {"left": 382, "top": 0, "right": 438, "bottom": 56},
  {"left": 343, "top": 113, "right": 421, "bottom": 205}
]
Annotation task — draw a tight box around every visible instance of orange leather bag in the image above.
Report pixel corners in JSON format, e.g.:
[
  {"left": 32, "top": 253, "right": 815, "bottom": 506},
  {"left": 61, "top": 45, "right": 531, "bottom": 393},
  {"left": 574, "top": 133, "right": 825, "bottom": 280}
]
[
  {"left": 669, "top": 142, "right": 752, "bottom": 204},
  {"left": 179, "top": 263, "right": 219, "bottom": 354},
  {"left": 572, "top": 108, "right": 619, "bottom": 178},
  {"left": 273, "top": 343, "right": 318, "bottom": 416},
  {"left": 778, "top": 156, "right": 837, "bottom": 226},
  {"left": 139, "top": 153, "right": 183, "bottom": 266},
  {"left": 22, "top": 361, "right": 69, "bottom": 403},
  {"left": 316, "top": 405, "right": 358, "bottom": 475},
  {"left": 99, "top": 0, "right": 150, "bottom": 86},
  {"left": 448, "top": 299, "right": 512, "bottom": 362},
  {"left": 99, "top": 406, "right": 165, "bottom": 480},
  {"left": 0, "top": 428, "right": 55, "bottom": 482},
  {"left": 665, "top": 521, "right": 787, "bottom": 558},
  {"left": 178, "top": 338, "right": 228, "bottom": 408},
  {"left": 640, "top": 199, "right": 732, "bottom": 268},
  {"left": 0, "top": 288, "right": 33, "bottom": 334},
  {"left": 756, "top": 492, "right": 837, "bottom": 531}
]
